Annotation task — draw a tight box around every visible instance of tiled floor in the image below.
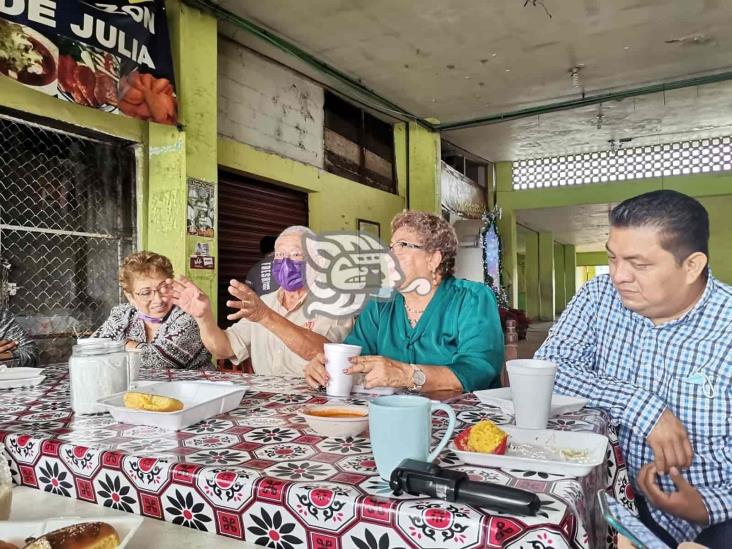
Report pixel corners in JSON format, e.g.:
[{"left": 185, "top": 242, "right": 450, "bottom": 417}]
[{"left": 517, "top": 321, "right": 553, "bottom": 359}]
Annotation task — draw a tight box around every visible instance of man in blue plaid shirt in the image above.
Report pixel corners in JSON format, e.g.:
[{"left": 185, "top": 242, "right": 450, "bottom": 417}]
[{"left": 536, "top": 190, "right": 730, "bottom": 548}]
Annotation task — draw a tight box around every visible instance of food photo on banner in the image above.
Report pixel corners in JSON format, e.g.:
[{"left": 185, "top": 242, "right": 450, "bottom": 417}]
[{"left": 0, "top": 0, "right": 177, "bottom": 124}]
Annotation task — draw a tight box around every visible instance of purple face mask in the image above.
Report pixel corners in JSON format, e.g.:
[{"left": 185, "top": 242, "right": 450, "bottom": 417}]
[{"left": 272, "top": 258, "right": 305, "bottom": 291}]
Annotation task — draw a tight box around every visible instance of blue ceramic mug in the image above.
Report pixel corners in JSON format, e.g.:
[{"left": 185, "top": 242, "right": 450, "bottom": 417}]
[{"left": 369, "top": 395, "right": 457, "bottom": 479}]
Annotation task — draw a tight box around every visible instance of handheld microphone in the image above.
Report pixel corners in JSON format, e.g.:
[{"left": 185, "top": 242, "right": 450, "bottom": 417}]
[{"left": 389, "top": 459, "right": 541, "bottom": 516}]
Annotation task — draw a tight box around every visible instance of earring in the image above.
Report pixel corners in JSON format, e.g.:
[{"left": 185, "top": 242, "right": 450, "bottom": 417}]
[{"left": 431, "top": 270, "right": 437, "bottom": 285}]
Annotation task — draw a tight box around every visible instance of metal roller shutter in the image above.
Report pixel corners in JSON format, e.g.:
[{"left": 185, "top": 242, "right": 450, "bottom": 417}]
[{"left": 217, "top": 170, "right": 308, "bottom": 328}]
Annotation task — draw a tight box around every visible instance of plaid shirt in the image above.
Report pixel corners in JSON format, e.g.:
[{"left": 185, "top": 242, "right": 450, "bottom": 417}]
[{"left": 536, "top": 273, "right": 732, "bottom": 542}]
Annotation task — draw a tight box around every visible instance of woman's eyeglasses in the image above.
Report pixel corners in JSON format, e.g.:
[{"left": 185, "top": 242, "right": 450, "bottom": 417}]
[
  {"left": 133, "top": 284, "right": 171, "bottom": 302},
  {"left": 389, "top": 241, "right": 424, "bottom": 252}
]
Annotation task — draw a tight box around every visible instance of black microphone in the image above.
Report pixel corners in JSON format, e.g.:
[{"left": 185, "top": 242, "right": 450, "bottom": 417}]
[{"left": 389, "top": 459, "right": 541, "bottom": 516}]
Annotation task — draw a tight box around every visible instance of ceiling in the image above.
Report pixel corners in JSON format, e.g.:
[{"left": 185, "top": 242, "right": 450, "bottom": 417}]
[
  {"left": 516, "top": 203, "right": 618, "bottom": 252},
  {"left": 217, "top": 0, "right": 732, "bottom": 160}
]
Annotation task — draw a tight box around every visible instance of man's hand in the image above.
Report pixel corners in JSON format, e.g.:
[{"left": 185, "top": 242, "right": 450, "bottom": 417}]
[
  {"left": 0, "top": 339, "right": 17, "bottom": 354},
  {"left": 346, "top": 356, "right": 411, "bottom": 389},
  {"left": 646, "top": 409, "right": 693, "bottom": 473},
  {"left": 226, "top": 279, "right": 269, "bottom": 323},
  {"left": 304, "top": 353, "right": 327, "bottom": 389},
  {"left": 637, "top": 463, "right": 709, "bottom": 525},
  {"left": 164, "top": 276, "right": 212, "bottom": 319}
]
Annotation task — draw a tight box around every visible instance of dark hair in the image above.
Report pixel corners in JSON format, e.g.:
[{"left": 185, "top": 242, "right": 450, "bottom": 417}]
[
  {"left": 609, "top": 190, "right": 709, "bottom": 265},
  {"left": 259, "top": 236, "right": 277, "bottom": 255}
]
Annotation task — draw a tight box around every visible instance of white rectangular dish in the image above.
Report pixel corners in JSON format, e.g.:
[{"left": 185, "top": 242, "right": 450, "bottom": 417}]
[
  {"left": 0, "top": 375, "right": 45, "bottom": 390},
  {"left": 0, "top": 516, "right": 143, "bottom": 548},
  {"left": 0, "top": 367, "right": 45, "bottom": 381},
  {"left": 451, "top": 426, "right": 608, "bottom": 477},
  {"left": 474, "top": 387, "right": 588, "bottom": 416},
  {"left": 97, "top": 381, "right": 247, "bottom": 430}
]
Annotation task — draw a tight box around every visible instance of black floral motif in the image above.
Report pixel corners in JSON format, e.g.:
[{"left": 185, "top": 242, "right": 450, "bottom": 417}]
[
  {"left": 185, "top": 419, "right": 231, "bottom": 434},
  {"left": 270, "top": 462, "right": 331, "bottom": 481},
  {"left": 437, "top": 450, "right": 460, "bottom": 466},
  {"left": 165, "top": 489, "right": 212, "bottom": 531},
  {"left": 351, "top": 529, "right": 405, "bottom": 549},
  {"left": 98, "top": 474, "right": 135, "bottom": 512},
  {"left": 408, "top": 502, "right": 469, "bottom": 543},
  {"left": 188, "top": 449, "right": 245, "bottom": 465},
  {"left": 320, "top": 437, "right": 371, "bottom": 454},
  {"left": 38, "top": 461, "right": 73, "bottom": 497},
  {"left": 536, "top": 497, "right": 562, "bottom": 519},
  {"left": 508, "top": 469, "right": 564, "bottom": 480},
  {"left": 247, "top": 507, "right": 302, "bottom": 549},
  {"left": 248, "top": 427, "right": 297, "bottom": 443}
]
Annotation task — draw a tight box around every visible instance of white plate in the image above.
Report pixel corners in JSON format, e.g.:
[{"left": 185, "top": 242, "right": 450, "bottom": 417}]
[
  {"left": 0, "top": 515, "right": 143, "bottom": 548},
  {"left": 451, "top": 426, "right": 608, "bottom": 477},
  {"left": 0, "top": 367, "right": 45, "bottom": 381},
  {"left": 474, "top": 388, "right": 588, "bottom": 416},
  {"left": 0, "top": 375, "right": 45, "bottom": 390},
  {"left": 98, "top": 381, "right": 247, "bottom": 431}
]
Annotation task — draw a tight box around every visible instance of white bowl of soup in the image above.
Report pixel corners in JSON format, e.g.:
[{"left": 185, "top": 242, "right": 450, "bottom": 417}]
[{"left": 299, "top": 405, "right": 369, "bottom": 438}]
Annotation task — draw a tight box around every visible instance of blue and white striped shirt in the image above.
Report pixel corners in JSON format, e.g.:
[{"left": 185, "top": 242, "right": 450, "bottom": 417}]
[{"left": 536, "top": 273, "right": 732, "bottom": 543}]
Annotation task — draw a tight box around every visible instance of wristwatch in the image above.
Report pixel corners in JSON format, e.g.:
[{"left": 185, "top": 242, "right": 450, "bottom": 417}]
[{"left": 409, "top": 364, "right": 426, "bottom": 392}]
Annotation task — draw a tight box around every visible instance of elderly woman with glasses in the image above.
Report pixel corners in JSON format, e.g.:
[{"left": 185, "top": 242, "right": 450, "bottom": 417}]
[
  {"left": 305, "top": 211, "right": 504, "bottom": 393},
  {"left": 93, "top": 251, "right": 211, "bottom": 369}
]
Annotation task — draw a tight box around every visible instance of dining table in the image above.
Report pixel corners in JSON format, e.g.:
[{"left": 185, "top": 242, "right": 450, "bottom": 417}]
[{"left": 0, "top": 364, "right": 635, "bottom": 549}]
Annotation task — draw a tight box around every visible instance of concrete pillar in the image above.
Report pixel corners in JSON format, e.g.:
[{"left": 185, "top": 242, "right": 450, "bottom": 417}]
[
  {"left": 564, "top": 244, "right": 577, "bottom": 305},
  {"left": 394, "top": 122, "right": 441, "bottom": 213},
  {"left": 554, "top": 242, "right": 566, "bottom": 315},
  {"left": 165, "top": 1, "right": 219, "bottom": 312},
  {"left": 498, "top": 208, "right": 518, "bottom": 308},
  {"left": 539, "top": 232, "right": 555, "bottom": 321},
  {"left": 525, "top": 231, "right": 539, "bottom": 320}
]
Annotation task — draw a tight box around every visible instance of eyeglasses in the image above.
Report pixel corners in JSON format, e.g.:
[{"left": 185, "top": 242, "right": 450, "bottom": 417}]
[
  {"left": 273, "top": 251, "right": 305, "bottom": 261},
  {"left": 133, "top": 283, "right": 171, "bottom": 302},
  {"left": 389, "top": 241, "right": 424, "bottom": 252}
]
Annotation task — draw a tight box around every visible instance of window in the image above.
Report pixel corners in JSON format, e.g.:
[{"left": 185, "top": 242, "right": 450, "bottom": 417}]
[
  {"left": 512, "top": 136, "right": 732, "bottom": 190},
  {"left": 323, "top": 91, "right": 396, "bottom": 193}
]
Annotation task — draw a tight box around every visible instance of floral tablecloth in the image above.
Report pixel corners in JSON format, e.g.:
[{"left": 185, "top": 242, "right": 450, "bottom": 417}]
[{"left": 0, "top": 365, "right": 634, "bottom": 548}]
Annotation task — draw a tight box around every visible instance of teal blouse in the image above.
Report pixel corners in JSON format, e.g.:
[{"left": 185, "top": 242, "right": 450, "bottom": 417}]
[{"left": 344, "top": 276, "right": 504, "bottom": 392}]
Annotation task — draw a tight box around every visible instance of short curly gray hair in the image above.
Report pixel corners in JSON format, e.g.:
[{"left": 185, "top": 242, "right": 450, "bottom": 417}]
[{"left": 391, "top": 211, "right": 458, "bottom": 278}]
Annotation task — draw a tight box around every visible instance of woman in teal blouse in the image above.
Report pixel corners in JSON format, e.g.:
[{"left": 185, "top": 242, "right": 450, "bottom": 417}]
[{"left": 304, "top": 211, "right": 504, "bottom": 393}]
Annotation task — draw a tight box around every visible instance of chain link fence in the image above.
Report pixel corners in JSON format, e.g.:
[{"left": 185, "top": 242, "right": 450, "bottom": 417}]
[{"left": 0, "top": 112, "right": 136, "bottom": 363}]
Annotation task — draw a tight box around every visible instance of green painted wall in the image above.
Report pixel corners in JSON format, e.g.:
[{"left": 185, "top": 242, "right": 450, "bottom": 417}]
[
  {"left": 218, "top": 138, "right": 406, "bottom": 242},
  {"left": 516, "top": 253, "right": 526, "bottom": 311},
  {"left": 525, "top": 230, "right": 539, "bottom": 320},
  {"left": 564, "top": 245, "right": 576, "bottom": 304},
  {"left": 498, "top": 209, "right": 519, "bottom": 306},
  {"left": 554, "top": 242, "right": 566, "bottom": 315},
  {"left": 577, "top": 252, "right": 609, "bottom": 266},
  {"left": 538, "top": 232, "right": 555, "bottom": 321}
]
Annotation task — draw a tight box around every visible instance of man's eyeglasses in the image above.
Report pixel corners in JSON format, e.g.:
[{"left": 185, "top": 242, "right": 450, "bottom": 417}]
[
  {"left": 274, "top": 251, "right": 305, "bottom": 261},
  {"left": 389, "top": 241, "right": 424, "bottom": 252},
  {"left": 133, "top": 283, "right": 171, "bottom": 302}
]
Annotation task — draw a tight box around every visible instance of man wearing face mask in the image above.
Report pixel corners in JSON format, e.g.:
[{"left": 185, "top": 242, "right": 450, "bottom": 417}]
[{"left": 166, "top": 226, "right": 354, "bottom": 377}]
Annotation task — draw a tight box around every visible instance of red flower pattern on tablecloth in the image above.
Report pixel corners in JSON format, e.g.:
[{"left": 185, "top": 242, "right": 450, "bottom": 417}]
[{"left": 0, "top": 364, "right": 633, "bottom": 548}]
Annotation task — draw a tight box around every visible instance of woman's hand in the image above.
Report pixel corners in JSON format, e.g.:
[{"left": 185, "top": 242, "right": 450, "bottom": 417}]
[
  {"left": 304, "top": 353, "right": 328, "bottom": 389},
  {"left": 226, "top": 279, "right": 269, "bottom": 323},
  {"left": 346, "top": 356, "right": 411, "bottom": 389},
  {"left": 164, "top": 276, "right": 212, "bottom": 319}
]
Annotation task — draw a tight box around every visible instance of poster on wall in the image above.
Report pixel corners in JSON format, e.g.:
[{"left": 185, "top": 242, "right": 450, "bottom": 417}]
[
  {"left": 187, "top": 178, "right": 215, "bottom": 238},
  {"left": 0, "top": 1, "right": 177, "bottom": 124}
]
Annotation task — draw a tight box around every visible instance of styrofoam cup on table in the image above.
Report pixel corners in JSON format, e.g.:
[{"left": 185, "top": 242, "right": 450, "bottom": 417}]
[
  {"left": 506, "top": 359, "right": 557, "bottom": 430},
  {"left": 97, "top": 381, "right": 247, "bottom": 430},
  {"left": 324, "top": 343, "right": 361, "bottom": 397}
]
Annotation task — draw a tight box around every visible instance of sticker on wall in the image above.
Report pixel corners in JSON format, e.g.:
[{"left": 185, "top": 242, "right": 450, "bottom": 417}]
[
  {"left": 187, "top": 179, "right": 215, "bottom": 238},
  {"left": 190, "top": 255, "right": 215, "bottom": 270}
]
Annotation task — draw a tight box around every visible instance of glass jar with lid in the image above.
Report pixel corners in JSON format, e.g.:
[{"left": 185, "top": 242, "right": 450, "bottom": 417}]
[{"left": 69, "top": 339, "right": 129, "bottom": 414}]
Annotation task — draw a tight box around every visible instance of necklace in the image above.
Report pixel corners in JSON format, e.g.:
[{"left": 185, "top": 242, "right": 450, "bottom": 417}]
[{"left": 404, "top": 302, "right": 426, "bottom": 315}]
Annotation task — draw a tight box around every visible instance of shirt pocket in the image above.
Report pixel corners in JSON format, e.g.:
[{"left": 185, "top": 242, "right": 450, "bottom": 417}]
[{"left": 669, "top": 372, "right": 730, "bottom": 444}]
